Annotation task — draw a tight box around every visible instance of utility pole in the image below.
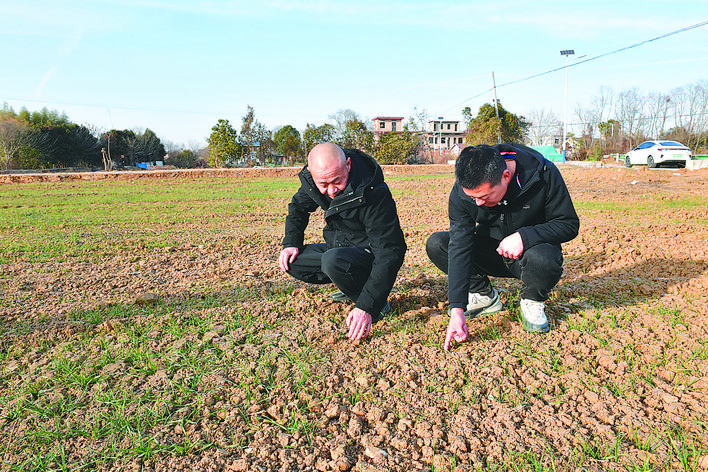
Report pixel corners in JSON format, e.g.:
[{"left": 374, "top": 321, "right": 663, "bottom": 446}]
[
  {"left": 560, "top": 49, "right": 575, "bottom": 162},
  {"left": 438, "top": 116, "right": 444, "bottom": 160},
  {"left": 492, "top": 71, "right": 501, "bottom": 144}
]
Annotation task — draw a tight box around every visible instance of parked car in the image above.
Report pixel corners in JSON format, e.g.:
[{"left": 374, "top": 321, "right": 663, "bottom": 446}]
[{"left": 624, "top": 141, "right": 693, "bottom": 168}]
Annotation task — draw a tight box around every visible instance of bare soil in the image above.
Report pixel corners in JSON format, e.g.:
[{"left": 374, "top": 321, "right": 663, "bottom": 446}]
[{"left": 1, "top": 164, "right": 707, "bottom": 471}]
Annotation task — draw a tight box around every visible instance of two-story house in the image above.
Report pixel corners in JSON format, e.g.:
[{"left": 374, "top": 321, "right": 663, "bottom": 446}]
[
  {"left": 372, "top": 116, "right": 404, "bottom": 141},
  {"left": 426, "top": 119, "right": 465, "bottom": 157}
]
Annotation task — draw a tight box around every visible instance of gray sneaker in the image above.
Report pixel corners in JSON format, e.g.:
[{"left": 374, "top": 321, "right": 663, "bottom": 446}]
[
  {"left": 330, "top": 291, "right": 351, "bottom": 302},
  {"left": 465, "top": 288, "right": 503, "bottom": 318},
  {"left": 371, "top": 301, "right": 391, "bottom": 324},
  {"left": 520, "top": 299, "right": 549, "bottom": 333}
]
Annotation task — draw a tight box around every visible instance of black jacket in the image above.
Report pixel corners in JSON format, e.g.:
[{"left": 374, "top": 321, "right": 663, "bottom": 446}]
[
  {"left": 283, "top": 148, "right": 407, "bottom": 314},
  {"left": 448, "top": 143, "right": 579, "bottom": 309}
]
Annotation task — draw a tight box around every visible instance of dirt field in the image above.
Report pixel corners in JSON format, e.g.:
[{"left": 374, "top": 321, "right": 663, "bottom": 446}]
[{"left": 1, "top": 164, "right": 707, "bottom": 471}]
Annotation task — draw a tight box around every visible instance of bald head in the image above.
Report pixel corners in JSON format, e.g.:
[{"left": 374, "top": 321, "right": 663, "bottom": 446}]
[
  {"left": 307, "top": 143, "right": 351, "bottom": 198},
  {"left": 308, "top": 143, "right": 346, "bottom": 171}
]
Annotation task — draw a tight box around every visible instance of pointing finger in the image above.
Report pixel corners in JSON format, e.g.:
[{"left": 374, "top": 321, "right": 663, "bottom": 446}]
[{"left": 444, "top": 327, "right": 453, "bottom": 351}]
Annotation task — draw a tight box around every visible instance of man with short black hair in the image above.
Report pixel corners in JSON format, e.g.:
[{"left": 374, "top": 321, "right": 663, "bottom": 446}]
[
  {"left": 279, "top": 143, "right": 407, "bottom": 343},
  {"left": 426, "top": 143, "right": 579, "bottom": 350}
]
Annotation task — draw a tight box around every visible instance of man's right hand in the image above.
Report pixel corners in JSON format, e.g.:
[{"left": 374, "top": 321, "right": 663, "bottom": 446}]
[
  {"left": 278, "top": 247, "right": 299, "bottom": 272},
  {"left": 444, "top": 307, "right": 468, "bottom": 351}
]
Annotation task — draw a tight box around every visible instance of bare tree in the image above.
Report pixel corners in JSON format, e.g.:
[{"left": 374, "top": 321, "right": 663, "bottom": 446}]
[
  {"left": 589, "top": 86, "right": 614, "bottom": 134},
  {"left": 238, "top": 106, "right": 273, "bottom": 165},
  {"left": 188, "top": 139, "right": 205, "bottom": 154},
  {"left": 0, "top": 119, "right": 28, "bottom": 170},
  {"left": 409, "top": 107, "right": 432, "bottom": 163},
  {"left": 410, "top": 107, "right": 429, "bottom": 133},
  {"left": 527, "top": 108, "right": 561, "bottom": 146},
  {"left": 163, "top": 140, "right": 182, "bottom": 154},
  {"left": 642, "top": 91, "right": 672, "bottom": 140},
  {"left": 101, "top": 147, "right": 112, "bottom": 170},
  {"left": 691, "top": 80, "right": 708, "bottom": 151},
  {"left": 328, "top": 109, "right": 362, "bottom": 142},
  {"left": 574, "top": 86, "right": 614, "bottom": 140},
  {"left": 240, "top": 105, "right": 257, "bottom": 164},
  {"left": 253, "top": 122, "right": 273, "bottom": 165},
  {"left": 671, "top": 81, "right": 708, "bottom": 150},
  {"left": 615, "top": 87, "right": 646, "bottom": 146}
]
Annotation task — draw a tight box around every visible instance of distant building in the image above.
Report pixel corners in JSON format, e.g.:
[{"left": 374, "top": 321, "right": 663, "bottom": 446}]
[
  {"left": 530, "top": 132, "right": 563, "bottom": 149},
  {"left": 425, "top": 119, "right": 465, "bottom": 161},
  {"left": 372, "top": 116, "right": 404, "bottom": 141}
]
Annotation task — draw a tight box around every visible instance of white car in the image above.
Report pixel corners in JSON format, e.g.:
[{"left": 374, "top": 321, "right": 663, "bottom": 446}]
[{"left": 625, "top": 140, "right": 693, "bottom": 168}]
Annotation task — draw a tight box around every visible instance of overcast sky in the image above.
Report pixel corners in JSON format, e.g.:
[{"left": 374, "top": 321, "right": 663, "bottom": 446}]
[{"left": 2, "top": 0, "right": 707, "bottom": 147}]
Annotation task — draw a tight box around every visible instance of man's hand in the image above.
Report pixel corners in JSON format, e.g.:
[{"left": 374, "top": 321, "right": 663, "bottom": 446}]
[
  {"left": 444, "top": 308, "right": 468, "bottom": 351},
  {"left": 278, "top": 247, "right": 299, "bottom": 272},
  {"left": 346, "top": 307, "right": 373, "bottom": 342},
  {"left": 497, "top": 232, "right": 524, "bottom": 259}
]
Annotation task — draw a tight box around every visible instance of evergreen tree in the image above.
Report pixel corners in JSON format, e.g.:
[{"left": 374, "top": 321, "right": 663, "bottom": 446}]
[
  {"left": 207, "top": 119, "right": 242, "bottom": 167},
  {"left": 463, "top": 102, "right": 529, "bottom": 145}
]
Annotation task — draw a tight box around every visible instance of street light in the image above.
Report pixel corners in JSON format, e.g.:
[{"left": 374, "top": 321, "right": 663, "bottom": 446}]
[
  {"left": 438, "top": 116, "right": 444, "bottom": 159},
  {"left": 560, "top": 49, "right": 574, "bottom": 162}
]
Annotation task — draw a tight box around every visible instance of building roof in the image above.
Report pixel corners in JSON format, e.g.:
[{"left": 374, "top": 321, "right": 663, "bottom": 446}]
[{"left": 372, "top": 116, "right": 404, "bottom": 121}]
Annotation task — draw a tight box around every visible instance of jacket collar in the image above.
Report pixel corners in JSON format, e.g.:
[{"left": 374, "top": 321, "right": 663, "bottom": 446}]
[{"left": 299, "top": 148, "right": 382, "bottom": 207}]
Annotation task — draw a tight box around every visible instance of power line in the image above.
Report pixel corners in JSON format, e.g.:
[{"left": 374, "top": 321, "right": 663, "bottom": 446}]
[
  {"left": 533, "top": 110, "right": 708, "bottom": 132},
  {"left": 447, "top": 20, "right": 708, "bottom": 113},
  {"left": 4, "top": 20, "right": 708, "bottom": 125}
]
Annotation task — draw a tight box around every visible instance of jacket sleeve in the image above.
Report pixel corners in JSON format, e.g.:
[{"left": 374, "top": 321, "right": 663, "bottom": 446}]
[
  {"left": 517, "top": 163, "right": 580, "bottom": 249},
  {"left": 354, "top": 183, "right": 407, "bottom": 315},
  {"left": 447, "top": 184, "right": 477, "bottom": 309},
  {"left": 282, "top": 185, "right": 319, "bottom": 248}
]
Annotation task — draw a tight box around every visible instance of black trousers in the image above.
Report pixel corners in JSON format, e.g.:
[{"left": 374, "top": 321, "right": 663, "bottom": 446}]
[
  {"left": 425, "top": 231, "right": 563, "bottom": 302},
  {"left": 286, "top": 244, "right": 375, "bottom": 303}
]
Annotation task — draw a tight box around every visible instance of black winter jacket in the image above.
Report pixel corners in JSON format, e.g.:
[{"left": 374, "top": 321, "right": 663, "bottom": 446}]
[
  {"left": 448, "top": 143, "right": 579, "bottom": 309},
  {"left": 283, "top": 149, "right": 407, "bottom": 315}
]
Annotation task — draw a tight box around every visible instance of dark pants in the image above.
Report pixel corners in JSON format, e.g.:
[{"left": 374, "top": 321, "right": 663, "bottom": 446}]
[
  {"left": 286, "top": 244, "right": 375, "bottom": 303},
  {"left": 425, "top": 231, "right": 563, "bottom": 302}
]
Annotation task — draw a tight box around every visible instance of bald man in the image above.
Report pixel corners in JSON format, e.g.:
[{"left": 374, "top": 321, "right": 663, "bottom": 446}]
[{"left": 279, "top": 143, "right": 407, "bottom": 342}]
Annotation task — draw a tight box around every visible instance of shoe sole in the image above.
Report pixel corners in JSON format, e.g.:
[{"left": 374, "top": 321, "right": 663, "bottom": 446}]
[
  {"left": 330, "top": 292, "right": 351, "bottom": 302},
  {"left": 522, "top": 319, "right": 550, "bottom": 333},
  {"left": 464, "top": 299, "right": 503, "bottom": 319}
]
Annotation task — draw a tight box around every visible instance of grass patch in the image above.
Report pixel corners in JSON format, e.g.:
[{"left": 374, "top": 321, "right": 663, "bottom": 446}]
[{"left": 0, "top": 177, "right": 298, "bottom": 264}]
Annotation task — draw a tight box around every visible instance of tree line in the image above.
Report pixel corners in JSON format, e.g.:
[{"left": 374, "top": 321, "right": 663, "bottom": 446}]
[
  {"left": 526, "top": 80, "right": 708, "bottom": 159},
  {"left": 0, "top": 104, "right": 166, "bottom": 171},
  {"left": 207, "top": 80, "right": 708, "bottom": 167},
  {"left": 3, "top": 79, "right": 707, "bottom": 170},
  {"left": 206, "top": 106, "right": 428, "bottom": 168}
]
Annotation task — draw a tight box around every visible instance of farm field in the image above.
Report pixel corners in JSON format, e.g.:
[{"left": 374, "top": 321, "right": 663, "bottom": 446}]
[{"left": 1, "top": 164, "right": 707, "bottom": 471}]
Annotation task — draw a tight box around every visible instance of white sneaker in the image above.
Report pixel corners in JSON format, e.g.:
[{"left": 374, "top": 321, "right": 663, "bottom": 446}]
[
  {"left": 465, "top": 288, "right": 503, "bottom": 318},
  {"left": 520, "top": 299, "right": 549, "bottom": 333}
]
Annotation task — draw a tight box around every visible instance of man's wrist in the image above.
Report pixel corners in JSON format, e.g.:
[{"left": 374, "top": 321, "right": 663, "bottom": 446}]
[{"left": 450, "top": 307, "right": 465, "bottom": 317}]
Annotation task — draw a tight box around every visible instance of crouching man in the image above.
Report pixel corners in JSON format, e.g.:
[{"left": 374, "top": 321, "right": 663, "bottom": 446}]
[
  {"left": 426, "top": 143, "right": 579, "bottom": 350},
  {"left": 279, "top": 143, "right": 407, "bottom": 343}
]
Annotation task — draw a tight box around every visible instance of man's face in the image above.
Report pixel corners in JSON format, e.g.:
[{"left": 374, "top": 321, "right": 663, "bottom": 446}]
[
  {"left": 311, "top": 157, "right": 351, "bottom": 198},
  {"left": 462, "top": 170, "right": 512, "bottom": 207}
]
